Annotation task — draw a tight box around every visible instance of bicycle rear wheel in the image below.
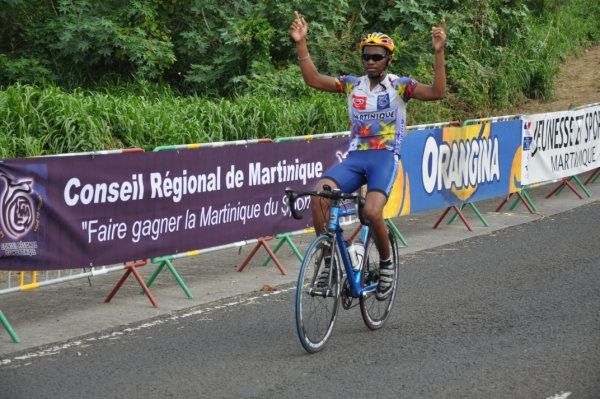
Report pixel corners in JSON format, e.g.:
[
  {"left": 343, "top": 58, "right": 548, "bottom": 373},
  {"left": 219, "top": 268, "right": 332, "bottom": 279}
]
[
  {"left": 360, "top": 227, "right": 399, "bottom": 330},
  {"left": 295, "top": 235, "right": 341, "bottom": 353}
]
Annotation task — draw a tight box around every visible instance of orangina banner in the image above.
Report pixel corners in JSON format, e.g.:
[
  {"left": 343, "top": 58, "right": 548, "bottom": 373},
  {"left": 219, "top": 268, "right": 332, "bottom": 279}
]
[{"left": 384, "top": 120, "right": 523, "bottom": 218}]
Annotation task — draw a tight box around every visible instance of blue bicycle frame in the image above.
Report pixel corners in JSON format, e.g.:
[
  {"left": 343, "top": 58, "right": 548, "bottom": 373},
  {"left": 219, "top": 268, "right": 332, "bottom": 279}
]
[{"left": 328, "top": 204, "right": 378, "bottom": 298}]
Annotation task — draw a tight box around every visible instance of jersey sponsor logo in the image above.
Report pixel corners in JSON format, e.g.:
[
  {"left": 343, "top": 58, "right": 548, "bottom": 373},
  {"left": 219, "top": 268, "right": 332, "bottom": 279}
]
[
  {"left": 351, "top": 110, "right": 397, "bottom": 121},
  {"left": 377, "top": 93, "right": 390, "bottom": 110},
  {"left": 352, "top": 95, "right": 367, "bottom": 110}
]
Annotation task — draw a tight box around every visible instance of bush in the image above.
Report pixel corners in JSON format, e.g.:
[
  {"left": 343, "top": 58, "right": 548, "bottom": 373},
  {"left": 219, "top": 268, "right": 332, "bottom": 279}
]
[{"left": 0, "top": 0, "right": 598, "bottom": 157}]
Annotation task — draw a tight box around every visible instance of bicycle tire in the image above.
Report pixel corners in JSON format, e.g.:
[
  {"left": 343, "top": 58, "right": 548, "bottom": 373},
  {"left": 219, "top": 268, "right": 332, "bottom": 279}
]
[
  {"left": 295, "top": 235, "right": 341, "bottom": 353},
  {"left": 359, "top": 227, "right": 399, "bottom": 330}
]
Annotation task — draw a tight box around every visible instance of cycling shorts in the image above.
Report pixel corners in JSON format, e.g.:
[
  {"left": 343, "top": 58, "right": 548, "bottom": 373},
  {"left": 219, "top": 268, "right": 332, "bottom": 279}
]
[{"left": 323, "top": 150, "right": 399, "bottom": 197}]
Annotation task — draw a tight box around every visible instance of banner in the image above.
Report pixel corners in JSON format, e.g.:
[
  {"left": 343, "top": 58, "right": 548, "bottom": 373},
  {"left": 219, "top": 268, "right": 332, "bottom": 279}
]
[
  {"left": 0, "top": 139, "right": 346, "bottom": 270},
  {"left": 522, "top": 106, "right": 600, "bottom": 184},
  {"left": 384, "top": 120, "right": 523, "bottom": 217}
]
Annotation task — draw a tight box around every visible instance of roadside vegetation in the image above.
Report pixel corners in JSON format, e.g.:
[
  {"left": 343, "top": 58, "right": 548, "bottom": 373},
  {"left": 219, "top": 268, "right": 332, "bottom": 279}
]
[{"left": 1, "top": 0, "right": 599, "bottom": 157}]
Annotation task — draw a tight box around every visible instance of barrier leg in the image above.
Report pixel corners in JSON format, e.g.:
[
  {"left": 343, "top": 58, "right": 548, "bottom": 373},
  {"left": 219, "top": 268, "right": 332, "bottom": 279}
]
[
  {"left": 261, "top": 233, "right": 303, "bottom": 266},
  {"left": 140, "top": 261, "right": 165, "bottom": 294},
  {"left": 237, "top": 237, "right": 288, "bottom": 275},
  {"left": 509, "top": 191, "right": 536, "bottom": 214},
  {"left": 434, "top": 206, "right": 473, "bottom": 231},
  {"left": 105, "top": 260, "right": 158, "bottom": 308},
  {"left": 585, "top": 168, "right": 599, "bottom": 184},
  {"left": 546, "top": 178, "right": 584, "bottom": 200},
  {"left": 143, "top": 258, "right": 192, "bottom": 298},
  {"left": 449, "top": 203, "right": 488, "bottom": 227},
  {"left": 572, "top": 175, "right": 592, "bottom": 197},
  {"left": 468, "top": 202, "right": 490, "bottom": 227},
  {"left": 144, "top": 260, "right": 166, "bottom": 289},
  {"left": 495, "top": 194, "right": 512, "bottom": 212},
  {"left": 453, "top": 206, "right": 474, "bottom": 231},
  {"left": 521, "top": 190, "right": 539, "bottom": 212},
  {"left": 433, "top": 207, "right": 453, "bottom": 229},
  {"left": 164, "top": 259, "right": 193, "bottom": 298},
  {"left": 554, "top": 176, "right": 590, "bottom": 197},
  {"left": 386, "top": 219, "right": 408, "bottom": 247},
  {"left": 346, "top": 225, "right": 363, "bottom": 242},
  {"left": 0, "top": 310, "right": 20, "bottom": 343},
  {"left": 447, "top": 204, "right": 466, "bottom": 225}
]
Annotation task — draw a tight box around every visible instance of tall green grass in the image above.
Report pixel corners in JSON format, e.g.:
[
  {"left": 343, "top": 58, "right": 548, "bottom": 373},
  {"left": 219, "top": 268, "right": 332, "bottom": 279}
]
[{"left": 0, "top": 84, "right": 353, "bottom": 158}]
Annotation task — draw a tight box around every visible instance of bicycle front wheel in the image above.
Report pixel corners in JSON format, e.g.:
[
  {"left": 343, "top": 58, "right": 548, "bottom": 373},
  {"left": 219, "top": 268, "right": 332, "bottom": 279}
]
[
  {"left": 295, "top": 235, "right": 341, "bottom": 353},
  {"left": 360, "top": 227, "right": 399, "bottom": 330}
]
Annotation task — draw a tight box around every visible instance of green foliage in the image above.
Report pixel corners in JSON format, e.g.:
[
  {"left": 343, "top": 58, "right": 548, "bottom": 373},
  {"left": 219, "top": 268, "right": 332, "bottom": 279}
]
[{"left": 0, "top": 0, "right": 599, "bottom": 157}]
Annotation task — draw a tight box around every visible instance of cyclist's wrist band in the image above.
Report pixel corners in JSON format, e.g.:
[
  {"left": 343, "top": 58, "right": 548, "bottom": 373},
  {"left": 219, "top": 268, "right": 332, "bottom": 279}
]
[{"left": 297, "top": 54, "right": 311, "bottom": 62}]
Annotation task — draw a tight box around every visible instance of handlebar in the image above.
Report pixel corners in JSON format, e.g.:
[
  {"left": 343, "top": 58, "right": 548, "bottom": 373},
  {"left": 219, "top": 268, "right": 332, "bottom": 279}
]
[{"left": 284, "top": 185, "right": 368, "bottom": 226}]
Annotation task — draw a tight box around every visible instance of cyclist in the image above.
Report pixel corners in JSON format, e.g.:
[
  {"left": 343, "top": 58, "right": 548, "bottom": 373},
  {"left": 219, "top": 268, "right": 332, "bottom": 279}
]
[{"left": 290, "top": 11, "right": 447, "bottom": 300}]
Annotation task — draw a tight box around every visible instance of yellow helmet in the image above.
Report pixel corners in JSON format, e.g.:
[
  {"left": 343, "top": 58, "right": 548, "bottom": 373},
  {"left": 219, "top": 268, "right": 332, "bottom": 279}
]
[{"left": 359, "top": 32, "right": 395, "bottom": 53}]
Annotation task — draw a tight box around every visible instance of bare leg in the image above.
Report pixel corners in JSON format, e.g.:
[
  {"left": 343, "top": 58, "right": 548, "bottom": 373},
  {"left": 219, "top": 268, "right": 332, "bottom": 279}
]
[{"left": 362, "top": 191, "right": 390, "bottom": 260}]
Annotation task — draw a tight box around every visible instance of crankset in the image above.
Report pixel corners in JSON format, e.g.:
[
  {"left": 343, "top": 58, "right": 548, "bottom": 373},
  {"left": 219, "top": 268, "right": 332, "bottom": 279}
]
[{"left": 340, "top": 277, "right": 359, "bottom": 309}]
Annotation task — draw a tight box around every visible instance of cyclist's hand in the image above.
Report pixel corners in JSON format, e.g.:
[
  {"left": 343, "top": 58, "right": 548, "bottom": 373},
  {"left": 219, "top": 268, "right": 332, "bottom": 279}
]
[
  {"left": 432, "top": 17, "right": 446, "bottom": 53},
  {"left": 290, "top": 11, "right": 308, "bottom": 43}
]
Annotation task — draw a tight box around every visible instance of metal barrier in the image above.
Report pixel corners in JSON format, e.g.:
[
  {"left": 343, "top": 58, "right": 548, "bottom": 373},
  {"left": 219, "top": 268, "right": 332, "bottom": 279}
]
[
  {"left": 407, "top": 120, "right": 460, "bottom": 130},
  {"left": 463, "top": 114, "right": 522, "bottom": 126},
  {"left": 572, "top": 102, "right": 600, "bottom": 111}
]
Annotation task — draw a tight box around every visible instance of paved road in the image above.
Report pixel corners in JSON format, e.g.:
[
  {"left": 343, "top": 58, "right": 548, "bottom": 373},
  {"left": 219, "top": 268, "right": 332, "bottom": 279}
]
[{"left": 1, "top": 203, "right": 598, "bottom": 399}]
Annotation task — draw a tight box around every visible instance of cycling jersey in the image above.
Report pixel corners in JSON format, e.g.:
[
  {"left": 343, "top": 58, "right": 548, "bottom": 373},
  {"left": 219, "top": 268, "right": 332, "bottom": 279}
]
[{"left": 335, "top": 74, "right": 418, "bottom": 155}]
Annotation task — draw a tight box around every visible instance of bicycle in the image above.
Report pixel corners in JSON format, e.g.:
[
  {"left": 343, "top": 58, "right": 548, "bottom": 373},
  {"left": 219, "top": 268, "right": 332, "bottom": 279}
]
[{"left": 285, "top": 185, "right": 400, "bottom": 353}]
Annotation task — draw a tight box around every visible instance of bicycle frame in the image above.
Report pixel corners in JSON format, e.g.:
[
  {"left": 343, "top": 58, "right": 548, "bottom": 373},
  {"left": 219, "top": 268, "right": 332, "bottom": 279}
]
[{"left": 327, "top": 202, "right": 378, "bottom": 298}]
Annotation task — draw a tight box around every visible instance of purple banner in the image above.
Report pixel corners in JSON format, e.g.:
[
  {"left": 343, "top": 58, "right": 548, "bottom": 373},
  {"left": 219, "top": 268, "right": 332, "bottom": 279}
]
[{"left": 0, "top": 139, "right": 347, "bottom": 270}]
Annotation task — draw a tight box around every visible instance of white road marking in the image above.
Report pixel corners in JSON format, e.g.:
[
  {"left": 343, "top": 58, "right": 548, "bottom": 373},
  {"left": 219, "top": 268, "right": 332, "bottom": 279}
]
[
  {"left": 546, "top": 392, "right": 571, "bottom": 399},
  {"left": 0, "top": 287, "right": 293, "bottom": 367}
]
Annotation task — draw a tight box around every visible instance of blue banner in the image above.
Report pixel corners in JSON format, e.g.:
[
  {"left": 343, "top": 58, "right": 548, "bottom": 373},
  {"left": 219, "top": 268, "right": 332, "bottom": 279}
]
[{"left": 385, "top": 121, "right": 522, "bottom": 217}]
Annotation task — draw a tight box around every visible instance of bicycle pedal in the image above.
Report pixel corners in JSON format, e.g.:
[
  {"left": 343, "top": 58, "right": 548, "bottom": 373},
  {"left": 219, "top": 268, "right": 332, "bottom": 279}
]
[
  {"left": 361, "top": 290, "right": 376, "bottom": 299},
  {"left": 309, "top": 288, "right": 331, "bottom": 298}
]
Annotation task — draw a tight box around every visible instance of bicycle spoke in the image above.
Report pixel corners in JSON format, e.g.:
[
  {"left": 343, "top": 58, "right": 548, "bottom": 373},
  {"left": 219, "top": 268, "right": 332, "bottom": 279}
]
[
  {"left": 360, "top": 228, "right": 399, "bottom": 330},
  {"left": 295, "top": 236, "right": 340, "bottom": 352}
]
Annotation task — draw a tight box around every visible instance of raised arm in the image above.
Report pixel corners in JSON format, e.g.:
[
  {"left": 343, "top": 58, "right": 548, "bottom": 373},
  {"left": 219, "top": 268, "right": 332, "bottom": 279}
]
[
  {"left": 290, "top": 11, "right": 339, "bottom": 93},
  {"left": 413, "top": 17, "right": 447, "bottom": 101}
]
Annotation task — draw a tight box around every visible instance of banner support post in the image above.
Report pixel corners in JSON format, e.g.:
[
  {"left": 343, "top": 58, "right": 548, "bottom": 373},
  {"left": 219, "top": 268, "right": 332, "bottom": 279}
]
[
  {"left": 0, "top": 310, "right": 20, "bottom": 343},
  {"left": 447, "top": 202, "right": 489, "bottom": 227},
  {"left": 386, "top": 219, "right": 408, "bottom": 247},
  {"left": 585, "top": 168, "right": 599, "bottom": 185},
  {"left": 509, "top": 188, "right": 538, "bottom": 212},
  {"left": 553, "top": 175, "right": 591, "bottom": 198},
  {"left": 496, "top": 191, "right": 536, "bottom": 214},
  {"left": 144, "top": 256, "right": 193, "bottom": 298},
  {"left": 105, "top": 260, "right": 159, "bottom": 308},
  {"left": 261, "top": 233, "right": 303, "bottom": 266},
  {"left": 545, "top": 177, "right": 584, "bottom": 200},
  {"left": 237, "top": 237, "right": 288, "bottom": 275},
  {"left": 433, "top": 206, "right": 473, "bottom": 231}
]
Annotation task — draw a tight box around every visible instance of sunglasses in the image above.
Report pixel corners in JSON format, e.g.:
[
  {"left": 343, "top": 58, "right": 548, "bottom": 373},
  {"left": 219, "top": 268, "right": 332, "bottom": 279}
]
[{"left": 361, "top": 53, "right": 388, "bottom": 62}]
